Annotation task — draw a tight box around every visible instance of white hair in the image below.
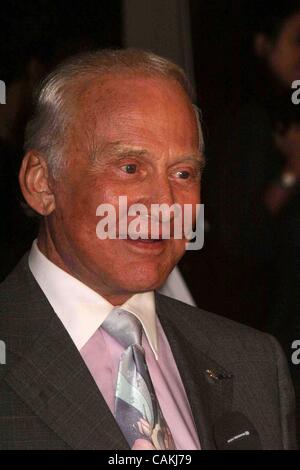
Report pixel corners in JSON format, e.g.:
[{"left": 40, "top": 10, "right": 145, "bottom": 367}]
[{"left": 24, "top": 48, "right": 197, "bottom": 178}]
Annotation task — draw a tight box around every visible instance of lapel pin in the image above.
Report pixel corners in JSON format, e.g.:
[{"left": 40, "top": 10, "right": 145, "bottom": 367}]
[{"left": 205, "top": 369, "right": 233, "bottom": 381}]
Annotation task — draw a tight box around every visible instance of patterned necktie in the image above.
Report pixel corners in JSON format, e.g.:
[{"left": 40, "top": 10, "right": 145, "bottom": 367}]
[{"left": 102, "top": 307, "right": 175, "bottom": 450}]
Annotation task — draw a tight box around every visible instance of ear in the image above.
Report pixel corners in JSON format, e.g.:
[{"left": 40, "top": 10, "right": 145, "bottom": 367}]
[
  {"left": 19, "top": 151, "right": 56, "bottom": 216},
  {"left": 254, "top": 33, "right": 272, "bottom": 58}
]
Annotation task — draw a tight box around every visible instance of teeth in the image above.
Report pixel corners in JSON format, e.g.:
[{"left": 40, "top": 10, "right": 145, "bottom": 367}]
[{"left": 130, "top": 238, "right": 162, "bottom": 242}]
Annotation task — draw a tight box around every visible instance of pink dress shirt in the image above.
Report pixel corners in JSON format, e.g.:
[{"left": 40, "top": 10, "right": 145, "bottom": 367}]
[{"left": 28, "top": 240, "right": 201, "bottom": 450}]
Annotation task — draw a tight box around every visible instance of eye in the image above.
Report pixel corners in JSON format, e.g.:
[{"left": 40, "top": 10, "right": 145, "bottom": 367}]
[
  {"left": 175, "top": 170, "right": 191, "bottom": 179},
  {"left": 121, "top": 163, "right": 137, "bottom": 174}
]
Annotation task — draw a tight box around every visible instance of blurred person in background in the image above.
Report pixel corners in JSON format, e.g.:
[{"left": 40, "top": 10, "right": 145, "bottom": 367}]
[{"left": 206, "top": 0, "right": 300, "bottom": 439}]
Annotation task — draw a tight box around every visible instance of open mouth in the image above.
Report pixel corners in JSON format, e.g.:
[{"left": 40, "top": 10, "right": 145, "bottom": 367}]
[
  {"left": 125, "top": 237, "right": 165, "bottom": 244},
  {"left": 123, "top": 236, "right": 167, "bottom": 252},
  {"left": 128, "top": 237, "right": 164, "bottom": 242},
  {"left": 119, "top": 233, "right": 166, "bottom": 241}
]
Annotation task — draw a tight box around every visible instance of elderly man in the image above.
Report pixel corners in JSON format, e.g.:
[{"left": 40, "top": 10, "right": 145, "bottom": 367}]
[{"left": 0, "top": 49, "right": 297, "bottom": 450}]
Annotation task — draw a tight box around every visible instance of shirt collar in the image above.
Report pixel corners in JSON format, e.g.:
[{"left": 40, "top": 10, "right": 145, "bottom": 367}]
[{"left": 28, "top": 240, "right": 158, "bottom": 358}]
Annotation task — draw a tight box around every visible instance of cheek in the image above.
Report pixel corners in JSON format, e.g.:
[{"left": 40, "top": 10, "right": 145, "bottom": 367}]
[
  {"left": 70, "top": 178, "right": 119, "bottom": 217},
  {"left": 52, "top": 181, "right": 103, "bottom": 245},
  {"left": 68, "top": 181, "right": 138, "bottom": 248},
  {"left": 177, "top": 189, "right": 201, "bottom": 233},
  {"left": 176, "top": 185, "right": 201, "bottom": 207}
]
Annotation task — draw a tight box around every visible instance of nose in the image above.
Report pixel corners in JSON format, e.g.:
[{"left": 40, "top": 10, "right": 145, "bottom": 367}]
[
  {"left": 137, "top": 173, "right": 179, "bottom": 230},
  {"left": 148, "top": 173, "right": 176, "bottom": 208}
]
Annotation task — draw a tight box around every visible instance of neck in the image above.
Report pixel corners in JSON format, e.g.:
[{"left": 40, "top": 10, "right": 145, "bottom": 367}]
[{"left": 37, "top": 225, "right": 133, "bottom": 306}]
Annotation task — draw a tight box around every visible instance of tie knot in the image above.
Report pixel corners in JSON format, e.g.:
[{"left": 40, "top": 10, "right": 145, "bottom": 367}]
[{"left": 101, "top": 307, "right": 143, "bottom": 348}]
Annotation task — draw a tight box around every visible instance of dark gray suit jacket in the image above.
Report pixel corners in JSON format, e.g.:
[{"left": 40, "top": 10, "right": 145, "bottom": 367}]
[{"left": 0, "top": 254, "right": 297, "bottom": 449}]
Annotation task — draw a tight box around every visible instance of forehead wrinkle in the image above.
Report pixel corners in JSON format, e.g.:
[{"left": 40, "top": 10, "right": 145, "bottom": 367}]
[
  {"left": 77, "top": 92, "right": 203, "bottom": 163},
  {"left": 100, "top": 101, "right": 200, "bottom": 152},
  {"left": 82, "top": 94, "right": 201, "bottom": 156},
  {"left": 76, "top": 82, "right": 202, "bottom": 166},
  {"left": 92, "top": 142, "right": 151, "bottom": 162}
]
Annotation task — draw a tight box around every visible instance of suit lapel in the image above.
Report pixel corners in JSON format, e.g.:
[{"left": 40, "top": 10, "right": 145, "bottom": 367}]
[
  {"left": 2, "top": 256, "right": 129, "bottom": 450},
  {"left": 155, "top": 293, "right": 234, "bottom": 450}
]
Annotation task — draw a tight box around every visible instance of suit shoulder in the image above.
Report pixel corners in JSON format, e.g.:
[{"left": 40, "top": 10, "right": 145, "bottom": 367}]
[
  {"left": 156, "top": 293, "right": 277, "bottom": 358},
  {"left": 0, "top": 255, "right": 30, "bottom": 308}
]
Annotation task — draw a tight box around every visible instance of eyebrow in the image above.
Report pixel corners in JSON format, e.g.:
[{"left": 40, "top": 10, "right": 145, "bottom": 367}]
[
  {"left": 95, "top": 141, "right": 206, "bottom": 170},
  {"left": 103, "top": 143, "right": 150, "bottom": 160}
]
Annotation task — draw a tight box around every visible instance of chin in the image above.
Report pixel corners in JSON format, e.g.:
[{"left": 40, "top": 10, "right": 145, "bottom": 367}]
[{"left": 117, "top": 266, "right": 170, "bottom": 293}]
